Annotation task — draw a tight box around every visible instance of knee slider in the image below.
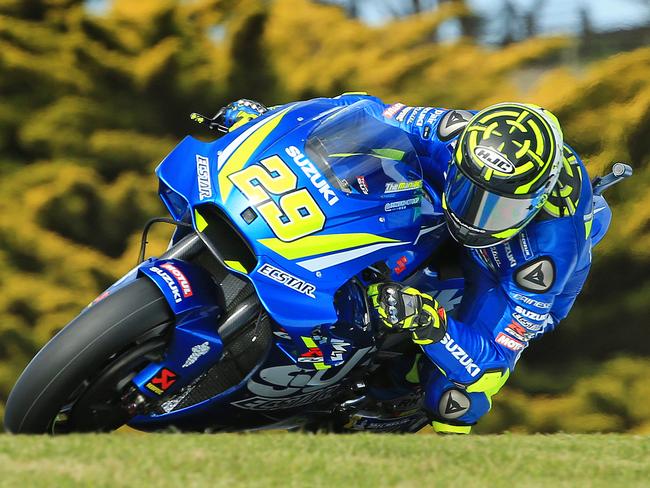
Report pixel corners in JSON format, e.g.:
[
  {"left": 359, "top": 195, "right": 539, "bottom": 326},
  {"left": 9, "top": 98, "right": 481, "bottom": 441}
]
[{"left": 430, "top": 369, "right": 510, "bottom": 432}]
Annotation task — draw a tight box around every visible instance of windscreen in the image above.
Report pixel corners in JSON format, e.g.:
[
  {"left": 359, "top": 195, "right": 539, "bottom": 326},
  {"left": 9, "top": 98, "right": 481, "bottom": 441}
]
[{"left": 304, "top": 101, "right": 423, "bottom": 198}]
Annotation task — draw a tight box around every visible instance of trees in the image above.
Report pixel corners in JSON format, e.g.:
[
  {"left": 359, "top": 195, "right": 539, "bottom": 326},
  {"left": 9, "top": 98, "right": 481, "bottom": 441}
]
[{"left": 0, "top": 0, "right": 648, "bottom": 432}]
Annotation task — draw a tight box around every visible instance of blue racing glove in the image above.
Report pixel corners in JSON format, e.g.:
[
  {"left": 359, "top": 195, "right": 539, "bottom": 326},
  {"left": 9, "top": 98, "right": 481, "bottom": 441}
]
[{"left": 223, "top": 99, "right": 268, "bottom": 130}]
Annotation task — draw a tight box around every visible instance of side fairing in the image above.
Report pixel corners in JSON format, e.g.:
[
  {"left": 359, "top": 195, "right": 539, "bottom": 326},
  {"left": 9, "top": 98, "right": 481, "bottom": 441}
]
[{"left": 157, "top": 99, "right": 431, "bottom": 332}]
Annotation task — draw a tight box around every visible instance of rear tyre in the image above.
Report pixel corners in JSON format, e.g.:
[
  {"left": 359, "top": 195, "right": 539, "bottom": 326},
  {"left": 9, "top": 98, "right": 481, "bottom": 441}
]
[{"left": 3, "top": 278, "right": 173, "bottom": 434}]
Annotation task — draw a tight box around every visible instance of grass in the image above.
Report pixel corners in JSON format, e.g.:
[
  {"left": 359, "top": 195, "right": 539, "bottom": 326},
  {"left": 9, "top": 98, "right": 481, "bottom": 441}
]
[{"left": 0, "top": 433, "right": 649, "bottom": 487}]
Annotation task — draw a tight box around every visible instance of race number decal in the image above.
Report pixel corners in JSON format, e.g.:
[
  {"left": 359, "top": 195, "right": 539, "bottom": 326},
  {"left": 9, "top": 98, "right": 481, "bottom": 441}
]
[{"left": 229, "top": 155, "right": 325, "bottom": 242}]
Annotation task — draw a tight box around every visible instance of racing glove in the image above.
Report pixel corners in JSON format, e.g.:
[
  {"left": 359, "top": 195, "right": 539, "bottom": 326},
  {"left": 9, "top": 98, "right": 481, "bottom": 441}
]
[
  {"left": 223, "top": 99, "right": 268, "bottom": 130},
  {"left": 367, "top": 283, "right": 447, "bottom": 345}
]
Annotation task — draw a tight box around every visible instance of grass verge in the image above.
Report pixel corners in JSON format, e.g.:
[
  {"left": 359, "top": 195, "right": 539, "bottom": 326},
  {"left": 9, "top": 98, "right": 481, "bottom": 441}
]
[{"left": 0, "top": 433, "right": 648, "bottom": 487}]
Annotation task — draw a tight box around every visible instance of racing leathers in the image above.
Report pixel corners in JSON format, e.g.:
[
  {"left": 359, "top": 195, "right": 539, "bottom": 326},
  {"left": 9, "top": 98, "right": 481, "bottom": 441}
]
[{"left": 223, "top": 93, "right": 611, "bottom": 434}]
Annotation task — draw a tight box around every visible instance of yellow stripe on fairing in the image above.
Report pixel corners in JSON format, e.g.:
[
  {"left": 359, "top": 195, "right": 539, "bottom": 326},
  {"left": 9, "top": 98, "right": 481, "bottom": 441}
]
[
  {"left": 218, "top": 106, "right": 292, "bottom": 202},
  {"left": 258, "top": 233, "right": 398, "bottom": 260},
  {"left": 224, "top": 260, "right": 247, "bottom": 274},
  {"left": 194, "top": 209, "right": 208, "bottom": 231},
  {"left": 585, "top": 217, "right": 593, "bottom": 239}
]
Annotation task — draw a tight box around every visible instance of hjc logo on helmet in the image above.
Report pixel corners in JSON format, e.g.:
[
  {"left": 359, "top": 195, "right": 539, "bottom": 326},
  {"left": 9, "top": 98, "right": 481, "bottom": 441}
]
[{"left": 473, "top": 146, "right": 515, "bottom": 174}]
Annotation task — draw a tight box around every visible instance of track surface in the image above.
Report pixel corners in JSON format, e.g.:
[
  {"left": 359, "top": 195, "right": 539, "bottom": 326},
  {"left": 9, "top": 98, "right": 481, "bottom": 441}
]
[{"left": 0, "top": 433, "right": 648, "bottom": 487}]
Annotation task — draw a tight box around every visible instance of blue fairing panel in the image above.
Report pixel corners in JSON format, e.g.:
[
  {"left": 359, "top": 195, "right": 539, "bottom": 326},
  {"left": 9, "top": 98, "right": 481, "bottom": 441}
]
[
  {"left": 591, "top": 194, "right": 612, "bottom": 247},
  {"left": 133, "top": 259, "right": 224, "bottom": 398},
  {"left": 156, "top": 99, "right": 431, "bottom": 333}
]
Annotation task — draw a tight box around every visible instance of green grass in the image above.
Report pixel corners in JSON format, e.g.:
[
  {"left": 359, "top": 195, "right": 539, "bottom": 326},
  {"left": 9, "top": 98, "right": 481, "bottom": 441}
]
[{"left": 0, "top": 433, "right": 649, "bottom": 487}]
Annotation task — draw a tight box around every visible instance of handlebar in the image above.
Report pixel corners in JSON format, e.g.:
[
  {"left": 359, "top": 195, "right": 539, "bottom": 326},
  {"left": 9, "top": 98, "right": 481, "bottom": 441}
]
[
  {"left": 592, "top": 162, "right": 633, "bottom": 196},
  {"left": 190, "top": 107, "right": 229, "bottom": 133}
]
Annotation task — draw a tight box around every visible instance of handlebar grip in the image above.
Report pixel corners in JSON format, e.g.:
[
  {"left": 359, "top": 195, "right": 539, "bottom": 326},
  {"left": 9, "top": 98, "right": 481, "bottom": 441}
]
[{"left": 612, "top": 162, "right": 633, "bottom": 178}]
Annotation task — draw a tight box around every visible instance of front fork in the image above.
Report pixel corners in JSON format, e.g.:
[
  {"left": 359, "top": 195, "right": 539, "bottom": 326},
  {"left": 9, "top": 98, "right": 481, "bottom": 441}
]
[{"left": 99, "top": 233, "right": 251, "bottom": 401}]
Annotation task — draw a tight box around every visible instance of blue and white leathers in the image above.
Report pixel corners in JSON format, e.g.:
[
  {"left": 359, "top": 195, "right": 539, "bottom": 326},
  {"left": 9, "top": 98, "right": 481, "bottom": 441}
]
[{"left": 316, "top": 93, "right": 610, "bottom": 429}]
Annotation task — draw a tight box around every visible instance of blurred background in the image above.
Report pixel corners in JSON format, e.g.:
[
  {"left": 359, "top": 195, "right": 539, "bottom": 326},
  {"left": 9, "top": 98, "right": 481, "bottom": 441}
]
[{"left": 0, "top": 0, "right": 648, "bottom": 434}]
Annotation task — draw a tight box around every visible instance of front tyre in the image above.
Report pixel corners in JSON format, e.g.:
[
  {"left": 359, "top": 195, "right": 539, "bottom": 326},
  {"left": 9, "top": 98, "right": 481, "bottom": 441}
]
[{"left": 3, "top": 278, "right": 173, "bottom": 434}]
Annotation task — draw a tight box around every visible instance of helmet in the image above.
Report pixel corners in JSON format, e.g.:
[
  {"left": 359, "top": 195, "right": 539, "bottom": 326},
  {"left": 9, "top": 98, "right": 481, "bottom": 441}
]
[{"left": 443, "top": 103, "right": 564, "bottom": 248}]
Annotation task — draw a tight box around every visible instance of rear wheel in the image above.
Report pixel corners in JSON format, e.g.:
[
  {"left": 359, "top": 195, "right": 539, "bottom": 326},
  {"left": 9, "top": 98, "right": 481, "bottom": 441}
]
[{"left": 3, "top": 278, "right": 173, "bottom": 434}]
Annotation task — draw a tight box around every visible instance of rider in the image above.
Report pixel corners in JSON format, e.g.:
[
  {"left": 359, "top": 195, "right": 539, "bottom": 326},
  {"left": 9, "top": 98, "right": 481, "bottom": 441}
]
[{"left": 221, "top": 94, "right": 603, "bottom": 434}]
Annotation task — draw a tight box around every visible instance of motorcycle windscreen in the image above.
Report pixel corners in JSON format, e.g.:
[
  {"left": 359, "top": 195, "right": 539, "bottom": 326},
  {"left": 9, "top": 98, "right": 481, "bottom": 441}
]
[{"left": 304, "top": 101, "right": 423, "bottom": 198}]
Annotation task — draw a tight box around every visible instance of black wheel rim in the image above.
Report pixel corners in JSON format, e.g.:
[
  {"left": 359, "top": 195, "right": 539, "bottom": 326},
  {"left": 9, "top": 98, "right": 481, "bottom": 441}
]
[{"left": 50, "top": 338, "right": 167, "bottom": 434}]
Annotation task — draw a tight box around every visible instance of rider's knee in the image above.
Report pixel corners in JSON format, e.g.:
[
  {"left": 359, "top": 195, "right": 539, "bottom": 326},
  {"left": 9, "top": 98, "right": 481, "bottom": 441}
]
[{"left": 423, "top": 367, "right": 510, "bottom": 433}]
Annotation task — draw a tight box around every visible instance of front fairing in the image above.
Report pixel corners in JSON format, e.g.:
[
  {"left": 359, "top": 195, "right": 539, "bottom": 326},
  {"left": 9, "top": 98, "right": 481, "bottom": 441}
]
[{"left": 156, "top": 99, "right": 429, "bottom": 331}]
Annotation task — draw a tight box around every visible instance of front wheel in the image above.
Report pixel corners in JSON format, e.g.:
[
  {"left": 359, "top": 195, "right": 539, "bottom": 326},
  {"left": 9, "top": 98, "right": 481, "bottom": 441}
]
[{"left": 3, "top": 278, "right": 173, "bottom": 434}]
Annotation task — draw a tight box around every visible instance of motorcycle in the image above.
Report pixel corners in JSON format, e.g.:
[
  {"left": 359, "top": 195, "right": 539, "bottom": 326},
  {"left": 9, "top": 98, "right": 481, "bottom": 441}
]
[{"left": 3, "top": 98, "right": 631, "bottom": 434}]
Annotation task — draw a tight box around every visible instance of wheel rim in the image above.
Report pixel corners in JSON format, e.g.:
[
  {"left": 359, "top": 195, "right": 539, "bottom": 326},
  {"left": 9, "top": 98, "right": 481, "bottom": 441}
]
[{"left": 50, "top": 338, "right": 167, "bottom": 434}]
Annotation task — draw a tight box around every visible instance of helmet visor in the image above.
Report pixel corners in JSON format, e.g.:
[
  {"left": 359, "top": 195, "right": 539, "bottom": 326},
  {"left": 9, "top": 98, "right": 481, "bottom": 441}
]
[{"left": 444, "top": 163, "right": 536, "bottom": 245}]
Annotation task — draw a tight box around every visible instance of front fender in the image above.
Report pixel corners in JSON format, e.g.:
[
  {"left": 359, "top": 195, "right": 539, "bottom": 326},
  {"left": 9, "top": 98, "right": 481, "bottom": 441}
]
[{"left": 133, "top": 259, "right": 224, "bottom": 398}]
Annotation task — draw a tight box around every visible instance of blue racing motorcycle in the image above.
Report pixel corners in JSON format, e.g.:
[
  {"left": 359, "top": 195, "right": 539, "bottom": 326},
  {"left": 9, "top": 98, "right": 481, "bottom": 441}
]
[{"left": 3, "top": 99, "right": 628, "bottom": 434}]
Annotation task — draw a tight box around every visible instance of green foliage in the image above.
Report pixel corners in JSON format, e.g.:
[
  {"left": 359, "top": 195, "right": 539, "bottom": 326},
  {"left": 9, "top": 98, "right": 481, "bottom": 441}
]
[
  {"left": 0, "top": 0, "right": 648, "bottom": 433},
  {"left": 478, "top": 357, "right": 650, "bottom": 434}
]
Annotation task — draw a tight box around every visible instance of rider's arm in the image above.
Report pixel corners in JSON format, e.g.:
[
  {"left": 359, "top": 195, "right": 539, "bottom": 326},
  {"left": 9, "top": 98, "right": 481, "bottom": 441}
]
[{"left": 420, "top": 215, "right": 592, "bottom": 411}]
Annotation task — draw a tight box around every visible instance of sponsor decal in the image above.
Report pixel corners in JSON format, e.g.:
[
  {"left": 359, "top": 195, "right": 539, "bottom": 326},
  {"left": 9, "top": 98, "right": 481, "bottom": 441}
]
[
  {"left": 383, "top": 103, "right": 405, "bottom": 119},
  {"left": 440, "top": 334, "right": 481, "bottom": 378},
  {"left": 384, "top": 197, "right": 420, "bottom": 212},
  {"left": 149, "top": 266, "right": 183, "bottom": 303},
  {"left": 356, "top": 175, "right": 369, "bottom": 195},
  {"left": 385, "top": 180, "right": 423, "bottom": 193},
  {"left": 329, "top": 338, "right": 350, "bottom": 363},
  {"left": 422, "top": 125, "right": 431, "bottom": 139},
  {"left": 515, "top": 257, "right": 555, "bottom": 293},
  {"left": 394, "top": 256, "right": 408, "bottom": 275},
  {"left": 285, "top": 146, "right": 339, "bottom": 206},
  {"left": 232, "top": 347, "right": 374, "bottom": 410},
  {"left": 257, "top": 263, "right": 316, "bottom": 298},
  {"left": 298, "top": 336, "right": 324, "bottom": 364},
  {"left": 298, "top": 335, "right": 330, "bottom": 369},
  {"left": 182, "top": 341, "right": 211, "bottom": 368},
  {"left": 514, "top": 306, "right": 549, "bottom": 323},
  {"left": 232, "top": 385, "right": 341, "bottom": 410},
  {"left": 406, "top": 107, "right": 422, "bottom": 125},
  {"left": 426, "top": 109, "right": 446, "bottom": 125},
  {"left": 489, "top": 246, "right": 502, "bottom": 268},
  {"left": 439, "top": 389, "right": 471, "bottom": 420},
  {"left": 145, "top": 368, "right": 178, "bottom": 395},
  {"left": 395, "top": 107, "right": 412, "bottom": 122},
  {"left": 349, "top": 415, "right": 421, "bottom": 432},
  {"left": 506, "top": 321, "right": 530, "bottom": 340},
  {"left": 503, "top": 242, "right": 517, "bottom": 268},
  {"left": 196, "top": 155, "right": 212, "bottom": 200},
  {"left": 512, "top": 293, "right": 552, "bottom": 309},
  {"left": 273, "top": 329, "right": 292, "bottom": 340},
  {"left": 160, "top": 389, "right": 193, "bottom": 413},
  {"left": 473, "top": 146, "right": 516, "bottom": 174},
  {"left": 159, "top": 263, "right": 193, "bottom": 298},
  {"left": 505, "top": 325, "right": 527, "bottom": 342},
  {"left": 519, "top": 230, "right": 533, "bottom": 259},
  {"left": 513, "top": 313, "right": 545, "bottom": 331},
  {"left": 416, "top": 108, "right": 432, "bottom": 127},
  {"left": 495, "top": 332, "right": 525, "bottom": 352}
]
